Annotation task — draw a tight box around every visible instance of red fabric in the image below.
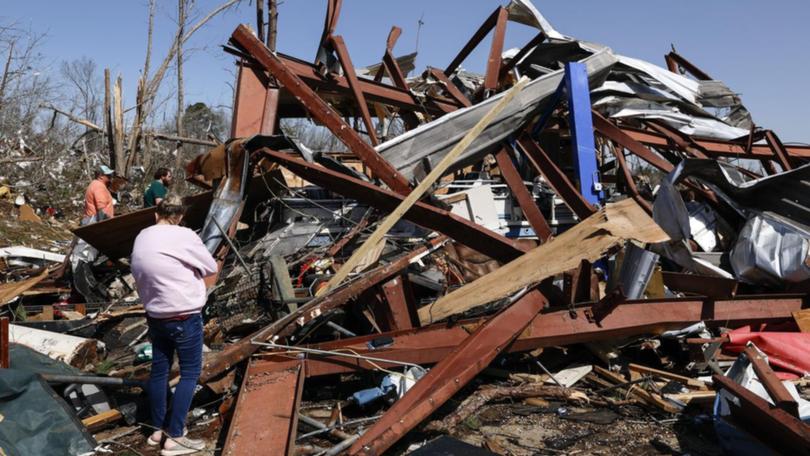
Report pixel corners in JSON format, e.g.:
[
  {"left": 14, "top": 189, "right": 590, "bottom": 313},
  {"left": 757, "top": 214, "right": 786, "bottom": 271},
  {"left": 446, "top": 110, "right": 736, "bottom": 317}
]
[{"left": 723, "top": 328, "right": 810, "bottom": 376}]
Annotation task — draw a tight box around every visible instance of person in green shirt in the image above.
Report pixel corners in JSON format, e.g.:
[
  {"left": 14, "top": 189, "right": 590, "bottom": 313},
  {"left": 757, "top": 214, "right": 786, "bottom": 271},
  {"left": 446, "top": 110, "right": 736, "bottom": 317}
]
[{"left": 144, "top": 167, "right": 172, "bottom": 207}]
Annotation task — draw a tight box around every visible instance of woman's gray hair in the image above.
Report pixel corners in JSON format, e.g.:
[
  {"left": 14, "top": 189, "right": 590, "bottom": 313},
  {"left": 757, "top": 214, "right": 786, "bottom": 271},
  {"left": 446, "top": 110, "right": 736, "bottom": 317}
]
[{"left": 156, "top": 193, "right": 186, "bottom": 221}]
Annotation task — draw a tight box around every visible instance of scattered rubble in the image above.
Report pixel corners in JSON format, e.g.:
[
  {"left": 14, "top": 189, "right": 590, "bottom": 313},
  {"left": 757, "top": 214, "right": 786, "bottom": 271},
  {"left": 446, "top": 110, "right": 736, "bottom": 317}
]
[{"left": 1, "top": 1, "right": 809, "bottom": 455}]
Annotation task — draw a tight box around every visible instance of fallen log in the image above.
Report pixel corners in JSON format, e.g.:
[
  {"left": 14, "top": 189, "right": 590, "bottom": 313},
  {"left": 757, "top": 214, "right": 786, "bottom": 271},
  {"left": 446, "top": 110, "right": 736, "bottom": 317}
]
[{"left": 9, "top": 324, "right": 103, "bottom": 368}]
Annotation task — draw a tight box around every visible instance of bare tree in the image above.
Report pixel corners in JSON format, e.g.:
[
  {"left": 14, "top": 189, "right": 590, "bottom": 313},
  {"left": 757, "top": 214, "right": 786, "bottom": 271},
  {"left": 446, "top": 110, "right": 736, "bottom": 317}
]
[
  {"left": 60, "top": 57, "right": 101, "bottom": 125},
  {"left": 175, "top": 0, "right": 187, "bottom": 170},
  {"left": 126, "top": 0, "right": 242, "bottom": 175}
]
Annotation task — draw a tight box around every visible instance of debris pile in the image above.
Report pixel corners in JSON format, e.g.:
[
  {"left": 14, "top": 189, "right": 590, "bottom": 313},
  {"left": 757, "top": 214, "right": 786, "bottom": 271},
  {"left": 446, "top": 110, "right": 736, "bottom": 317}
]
[{"left": 1, "top": 1, "right": 809, "bottom": 454}]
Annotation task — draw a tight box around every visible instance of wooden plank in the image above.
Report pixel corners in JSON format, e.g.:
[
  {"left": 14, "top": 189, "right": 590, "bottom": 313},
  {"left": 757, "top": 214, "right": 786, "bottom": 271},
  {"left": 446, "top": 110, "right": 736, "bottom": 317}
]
[
  {"left": 593, "top": 366, "right": 680, "bottom": 413},
  {"left": 418, "top": 199, "right": 669, "bottom": 324},
  {"left": 322, "top": 76, "right": 530, "bottom": 293},
  {"left": 793, "top": 309, "right": 810, "bottom": 333},
  {"left": 82, "top": 409, "right": 123, "bottom": 432},
  {"left": 269, "top": 255, "right": 297, "bottom": 312},
  {"left": 628, "top": 363, "right": 707, "bottom": 390},
  {"left": 0, "top": 270, "right": 48, "bottom": 306}
]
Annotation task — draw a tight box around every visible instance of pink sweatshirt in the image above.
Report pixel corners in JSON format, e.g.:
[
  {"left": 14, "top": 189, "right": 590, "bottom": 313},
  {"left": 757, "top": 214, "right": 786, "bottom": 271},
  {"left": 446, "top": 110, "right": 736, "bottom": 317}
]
[{"left": 131, "top": 224, "right": 218, "bottom": 319}]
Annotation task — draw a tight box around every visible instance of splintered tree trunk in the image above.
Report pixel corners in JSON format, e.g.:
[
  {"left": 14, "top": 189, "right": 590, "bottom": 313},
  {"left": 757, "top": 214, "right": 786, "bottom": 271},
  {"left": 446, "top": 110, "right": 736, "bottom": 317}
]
[
  {"left": 103, "top": 69, "right": 117, "bottom": 171},
  {"left": 267, "top": 0, "right": 277, "bottom": 50},
  {"left": 175, "top": 0, "right": 186, "bottom": 171},
  {"left": 132, "top": 0, "right": 155, "bottom": 173},
  {"left": 256, "top": 0, "right": 265, "bottom": 43},
  {"left": 113, "top": 75, "right": 126, "bottom": 174}
]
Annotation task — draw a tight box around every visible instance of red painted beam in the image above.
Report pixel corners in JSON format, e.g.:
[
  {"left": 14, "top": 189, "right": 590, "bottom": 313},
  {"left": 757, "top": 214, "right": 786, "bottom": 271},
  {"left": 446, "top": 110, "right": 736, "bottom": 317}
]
[
  {"left": 199, "top": 238, "right": 447, "bottom": 383},
  {"left": 380, "top": 275, "right": 417, "bottom": 331},
  {"left": 445, "top": 7, "right": 504, "bottom": 76},
  {"left": 222, "top": 360, "right": 304, "bottom": 456},
  {"left": 260, "top": 149, "right": 528, "bottom": 263},
  {"left": 231, "top": 24, "right": 410, "bottom": 194},
  {"left": 329, "top": 35, "right": 379, "bottom": 145},
  {"left": 483, "top": 7, "right": 508, "bottom": 90},
  {"left": 348, "top": 290, "right": 548, "bottom": 455},
  {"left": 619, "top": 125, "right": 810, "bottom": 159},
  {"left": 495, "top": 147, "right": 552, "bottom": 241},
  {"left": 517, "top": 136, "right": 597, "bottom": 220},
  {"left": 713, "top": 374, "right": 810, "bottom": 455},
  {"left": 251, "top": 294, "right": 806, "bottom": 378},
  {"left": 276, "top": 52, "right": 461, "bottom": 115}
]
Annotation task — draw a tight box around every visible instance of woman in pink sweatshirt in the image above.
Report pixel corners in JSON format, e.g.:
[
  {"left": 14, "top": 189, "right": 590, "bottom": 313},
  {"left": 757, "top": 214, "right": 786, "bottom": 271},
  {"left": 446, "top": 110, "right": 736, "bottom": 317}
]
[{"left": 131, "top": 194, "right": 217, "bottom": 456}]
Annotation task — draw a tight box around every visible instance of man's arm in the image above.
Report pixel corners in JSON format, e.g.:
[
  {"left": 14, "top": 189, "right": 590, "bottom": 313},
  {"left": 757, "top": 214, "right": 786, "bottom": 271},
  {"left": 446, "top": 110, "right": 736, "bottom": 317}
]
[{"left": 154, "top": 183, "right": 167, "bottom": 206}]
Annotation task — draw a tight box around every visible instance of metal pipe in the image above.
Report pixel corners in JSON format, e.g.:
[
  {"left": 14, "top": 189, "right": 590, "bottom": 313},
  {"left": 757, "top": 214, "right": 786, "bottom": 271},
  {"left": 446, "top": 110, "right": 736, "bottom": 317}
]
[
  {"left": 211, "top": 217, "right": 251, "bottom": 274},
  {"left": 326, "top": 321, "right": 356, "bottom": 337},
  {"left": 40, "top": 374, "right": 145, "bottom": 388},
  {"left": 299, "top": 415, "right": 353, "bottom": 441},
  {"left": 297, "top": 415, "right": 381, "bottom": 441},
  {"left": 251, "top": 339, "right": 424, "bottom": 371},
  {"left": 323, "top": 434, "right": 360, "bottom": 456}
]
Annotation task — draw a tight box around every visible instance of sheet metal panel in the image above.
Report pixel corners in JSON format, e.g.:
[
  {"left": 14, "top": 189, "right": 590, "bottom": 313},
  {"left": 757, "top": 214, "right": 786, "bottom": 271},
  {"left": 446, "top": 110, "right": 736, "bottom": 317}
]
[{"left": 72, "top": 191, "right": 213, "bottom": 260}]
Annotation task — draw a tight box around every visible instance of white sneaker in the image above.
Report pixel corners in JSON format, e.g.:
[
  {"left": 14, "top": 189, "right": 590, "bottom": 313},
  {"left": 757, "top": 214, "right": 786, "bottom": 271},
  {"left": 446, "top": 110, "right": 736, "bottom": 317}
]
[
  {"left": 148, "top": 428, "right": 188, "bottom": 446},
  {"left": 147, "top": 430, "right": 163, "bottom": 446},
  {"left": 161, "top": 436, "right": 206, "bottom": 456}
]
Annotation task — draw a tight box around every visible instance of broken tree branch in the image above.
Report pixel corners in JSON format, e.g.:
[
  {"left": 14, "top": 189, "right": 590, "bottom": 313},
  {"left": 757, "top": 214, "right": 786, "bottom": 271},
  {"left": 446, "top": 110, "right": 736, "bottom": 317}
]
[
  {"left": 148, "top": 132, "right": 217, "bottom": 147},
  {"left": 40, "top": 104, "right": 102, "bottom": 132}
]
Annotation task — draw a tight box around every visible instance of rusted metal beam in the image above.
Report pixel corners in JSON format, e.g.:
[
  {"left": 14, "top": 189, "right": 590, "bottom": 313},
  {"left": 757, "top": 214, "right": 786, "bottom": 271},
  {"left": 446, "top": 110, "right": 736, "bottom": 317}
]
[
  {"left": 199, "top": 238, "right": 447, "bottom": 383},
  {"left": 255, "top": 294, "right": 806, "bottom": 378},
  {"left": 516, "top": 136, "right": 597, "bottom": 220},
  {"left": 231, "top": 25, "right": 412, "bottom": 194},
  {"left": 566, "top": 259, "right": 597, "bottom": 306},
  {"left": 483, "top": 7, "right": 508, "bottom": 91},
  {"left": 593, "top": 112, "right": 724, "bottom": 206},
  {"left": 231, "top": 63, "right": 278, "bottom": 137},
  {"left": 222, "top": 360, "right": 304, "bottom": 455},
  {"left": 619, "top": 125, "right": 810, "bottom": 159},
  {"left": 610, "top": 142, "right": 652, "bottom": 214},
  {"left": 713, "top": 374, "right": 810, "bottom": 455},
  {"left": 329, "top": 35, "right": 379, "bottom": 145},
  {"left": 348, "top": 290, "right": 548, "bottom": 455},
  {"left": 664, "top": 50, "right": 712, "bottom": 81},
  {"left": 498, "top": 31, "right": 545, "bottom": 81},
  {"left": 642, "top": 119, "right": 709, "bottom": 159},
  {"left": 427, "top": 67, "right": 471, "bottom": 108},
  {"left": 764, "top": 129, "right": 794, "bottom": 171},
  {"left": 379, "top": 275, "right": 417, "bottom": 331},
  {"left": 743, "top": 346, "right": 799, "bottom": 417},
  {"left": 316, "top": 0, "right": 343, "bottom": 63},
  {"left": 641, "top": 120, "right": 763, "bottom": 179},
  {"left": 495, "top": 147, "right": 552, "bottom": 241},
  {"left": 272, "top": 52, "right": 461, "bottom": 114},
  {"left": 325, "top": 216, "right": 369, "bottom": 258},
  {"left": 592, "top": 111, "right": 674, "bottom": 173},
  {"left": 382, "top": 30, "right": 409, "bottom": 91},
  {"left": 444, "top": 7, "right": 504, "bottom": 76},
  {"left": 661, "top": 271, "right": 738, "bottom": 299},
  {"left": 260, "top": 149, "right": 528, "bottom": 262}
]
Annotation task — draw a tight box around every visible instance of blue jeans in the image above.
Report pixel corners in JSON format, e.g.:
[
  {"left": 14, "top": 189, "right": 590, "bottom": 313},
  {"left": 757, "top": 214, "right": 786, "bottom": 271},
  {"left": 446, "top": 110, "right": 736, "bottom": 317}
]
[{"left": 147, "top": 313, "right": 203, "bottom": 438}]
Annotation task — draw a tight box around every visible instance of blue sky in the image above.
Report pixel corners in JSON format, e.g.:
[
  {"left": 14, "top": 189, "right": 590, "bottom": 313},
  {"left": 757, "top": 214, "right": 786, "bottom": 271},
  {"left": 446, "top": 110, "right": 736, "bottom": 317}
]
[{"left": 3, "top": 1, "right": 809, "bottom": 142}]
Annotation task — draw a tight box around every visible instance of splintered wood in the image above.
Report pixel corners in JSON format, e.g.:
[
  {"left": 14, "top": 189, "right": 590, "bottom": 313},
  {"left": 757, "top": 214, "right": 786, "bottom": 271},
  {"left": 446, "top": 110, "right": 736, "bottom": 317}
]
[{"left": 418, "top": 198, "right": 669, "bottom": 324}]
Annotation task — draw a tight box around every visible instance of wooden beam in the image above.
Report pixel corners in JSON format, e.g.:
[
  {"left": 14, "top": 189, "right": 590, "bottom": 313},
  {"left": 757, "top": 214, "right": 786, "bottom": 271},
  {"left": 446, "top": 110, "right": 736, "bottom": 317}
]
[{"left": 322, "top": 77, "right": 530, "bottom": 292}]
